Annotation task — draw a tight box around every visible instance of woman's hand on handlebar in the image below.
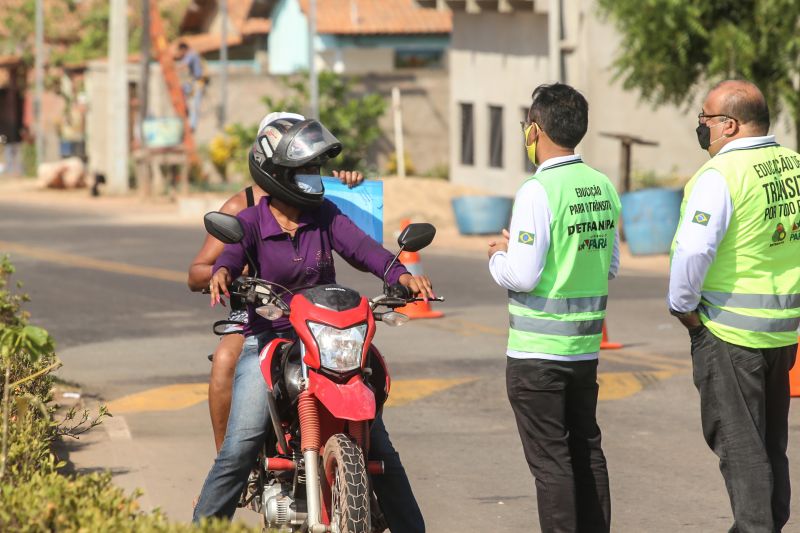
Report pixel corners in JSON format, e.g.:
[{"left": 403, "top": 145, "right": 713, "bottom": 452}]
[
  {"left": 209, "top": 267, "right": 231, "bottom": 308},
  {"left": 398, "top": 273, "right": 435, "bottom": 302}
]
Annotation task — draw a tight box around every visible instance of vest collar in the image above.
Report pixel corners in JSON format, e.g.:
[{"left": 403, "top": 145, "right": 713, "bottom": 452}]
[
  {"left": 535, "top": 154, "right": 583, "bottom": 175},
  {"left": 718, "top": 135, "right": 778, "bottom": 155}
]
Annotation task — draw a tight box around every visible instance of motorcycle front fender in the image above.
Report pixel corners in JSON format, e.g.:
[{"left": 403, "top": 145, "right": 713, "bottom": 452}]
[
  {"left": 259, "top": 338, "right": 292, "bottom": 391},
  {"left": 308, "top": 372, "right": 376, "bottom": 422}
]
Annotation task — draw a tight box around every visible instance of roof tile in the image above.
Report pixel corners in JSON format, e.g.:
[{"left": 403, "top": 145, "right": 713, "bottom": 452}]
[{"left": 298, "top": 0, "right": 451, "bottom": 35}]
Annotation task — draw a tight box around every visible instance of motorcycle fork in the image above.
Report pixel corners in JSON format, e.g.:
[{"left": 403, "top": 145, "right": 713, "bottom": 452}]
[{"left": 298, "top": 347, "right": 328, "bottom": 533}]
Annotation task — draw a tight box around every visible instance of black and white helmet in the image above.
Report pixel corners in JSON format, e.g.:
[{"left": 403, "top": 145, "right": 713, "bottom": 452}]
[{"left": 249, "top": 112, "right": 343, "bottom": 209}]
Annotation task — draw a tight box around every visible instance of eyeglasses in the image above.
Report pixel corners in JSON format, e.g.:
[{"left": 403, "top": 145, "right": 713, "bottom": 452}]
[{"left": 697, "top": 112, "right": 738, "bottom": 125}]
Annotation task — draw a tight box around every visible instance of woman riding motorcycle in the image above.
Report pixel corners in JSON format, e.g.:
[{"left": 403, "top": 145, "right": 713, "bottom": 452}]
[
  {"left": 192, "top": 115, "right": 432, "bottom": 532},
  {"left": 187, "top": 112, "right": 363, "bottom": 453}
]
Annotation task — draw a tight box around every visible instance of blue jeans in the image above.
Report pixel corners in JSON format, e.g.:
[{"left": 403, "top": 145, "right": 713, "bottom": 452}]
[{"left": 193, "top": 333, "right": 425, "bottom": 532}]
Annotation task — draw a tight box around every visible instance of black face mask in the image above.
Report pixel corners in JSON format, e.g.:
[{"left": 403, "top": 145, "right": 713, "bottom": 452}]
[{"left": 696, "top": 124, "right": 711, "bottom": 150}]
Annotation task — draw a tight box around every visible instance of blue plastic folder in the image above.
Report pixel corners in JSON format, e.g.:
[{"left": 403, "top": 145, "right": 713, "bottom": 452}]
[{"left": 322, "top": 177, "right": 384, "bottom": 244}]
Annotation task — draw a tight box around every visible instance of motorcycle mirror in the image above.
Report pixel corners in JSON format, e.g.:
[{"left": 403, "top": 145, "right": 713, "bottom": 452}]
[
  {"left": 397, "top": 223, "right": 436, "bottom": 253},
  {"left": 204, "top": 211, "right": 245, "bottom": 244}
]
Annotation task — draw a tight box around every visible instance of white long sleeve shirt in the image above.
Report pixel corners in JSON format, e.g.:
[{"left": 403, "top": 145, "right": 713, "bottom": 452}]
[
  {"left": 489, "top": 154, "right": 620, "bottom": 361},
  {"left": 668, "top": 135, "right": 776, "bottom": 312}
]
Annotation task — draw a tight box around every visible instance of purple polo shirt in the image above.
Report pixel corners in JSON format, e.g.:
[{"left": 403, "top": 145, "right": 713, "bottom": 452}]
[{"left": 213, "top": 196, "right": 408, "bottom": 335}]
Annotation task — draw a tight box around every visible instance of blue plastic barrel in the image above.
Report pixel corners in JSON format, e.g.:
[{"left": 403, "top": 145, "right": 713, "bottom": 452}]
[
  {"left": 620, "top": 188, "right": 683, "bottom": 255},
  {"left": 451, "top": 196, "right": 514, "bottom": 235}
]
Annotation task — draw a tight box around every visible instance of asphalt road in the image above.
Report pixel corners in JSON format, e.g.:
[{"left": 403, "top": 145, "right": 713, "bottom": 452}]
[{"left": 2, "top": 200, "right": 798, "bottom": 532}]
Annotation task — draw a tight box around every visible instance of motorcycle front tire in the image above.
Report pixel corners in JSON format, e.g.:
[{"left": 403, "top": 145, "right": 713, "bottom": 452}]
[{"left": 323, "top": 433, "right": 371, "bottom": 533}]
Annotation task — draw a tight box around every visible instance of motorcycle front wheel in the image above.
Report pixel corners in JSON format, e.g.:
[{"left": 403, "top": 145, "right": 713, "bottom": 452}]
[{"left": 323, "top": 433, "right": 371, "bottom": 533}]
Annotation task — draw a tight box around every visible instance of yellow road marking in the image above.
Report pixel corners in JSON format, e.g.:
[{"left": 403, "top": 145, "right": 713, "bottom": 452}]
[
  {"left": 385, "top": 377, "right": 477, "bottom": 407},
  {"left": 106, "top": 378, "right": 478, "bottom": 414},
  {"left": 0, "top": 240, "right": 186, "bottom": 283},
  {"left": 106, "top": 383, "right": 208, "bottom": 414},
  {"left": 106, "top": 368, "right": 675, "bottom": 415},
  {"left": 598, "top": 370, "right": 674, "bottom": 401}
]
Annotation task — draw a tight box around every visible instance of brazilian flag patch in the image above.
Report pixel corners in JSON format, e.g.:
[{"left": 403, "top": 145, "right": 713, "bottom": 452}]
[
  {"left": 518, "top": 231, "right": 535, "bottom": 245},
  {"left": 692, "top": 211, "right": 711, "bottom": 226}
]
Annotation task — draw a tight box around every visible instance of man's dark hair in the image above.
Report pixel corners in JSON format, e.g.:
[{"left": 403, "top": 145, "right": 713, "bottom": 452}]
[
  {"left": 528, "top": 83, "right": 588, "bottom": 149},
  {"left": 713, "top": 80, "right": 770, "bottom": 134}
]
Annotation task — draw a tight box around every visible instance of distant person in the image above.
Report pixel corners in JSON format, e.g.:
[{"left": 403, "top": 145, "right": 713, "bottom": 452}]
[
  {"left": 668, "top": 79, "right": 800, "bottom": 532},
  {"left": 174, "top": 41, "right": 207, "bottom": 131},
  {"left": 0, "top": 84, "right": 24, "bottom": 177},
  {"left": 487, "top": 82, "right": 620, "bottom": 533}
]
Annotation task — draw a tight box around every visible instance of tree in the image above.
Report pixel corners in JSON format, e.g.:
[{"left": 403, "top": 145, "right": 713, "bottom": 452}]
[
  {"left": 596, "top": 0, "right": 800, "bottom": 148},
  {"left": 263, "top": 72, "right": 387, "bottom": 172},
  {"left": 0, "top": 0, "right": 183, "bottom": 70}
]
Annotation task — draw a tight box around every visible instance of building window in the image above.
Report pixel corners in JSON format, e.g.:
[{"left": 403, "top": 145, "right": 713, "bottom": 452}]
[
  {"left": 460, "top": 103, "right": 474, "bottom": 166},
  {"left": 489, "top": 105, "right": 503, "bottom": 169},
  {"left": 394, "top": 49, "right": 444, "bottom": 69},
  {"left": 522, "top": 107, "right": 535, "bottom": 173}
]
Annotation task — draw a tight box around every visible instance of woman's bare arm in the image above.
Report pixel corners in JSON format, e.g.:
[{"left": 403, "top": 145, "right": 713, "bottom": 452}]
[{"left": 187, "top": 192, "right": 248, "bottom": 291}]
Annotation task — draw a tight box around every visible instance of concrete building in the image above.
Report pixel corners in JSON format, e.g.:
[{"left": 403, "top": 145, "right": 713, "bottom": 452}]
[{"left": 417, "top": 0, "right": 795, "bottom": 196}]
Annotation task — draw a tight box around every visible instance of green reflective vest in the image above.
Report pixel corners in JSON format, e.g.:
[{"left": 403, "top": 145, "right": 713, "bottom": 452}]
[
  {"left": 508, "top": 161, "right": 621, "bottom": 356},
  {"left": 675, "top": 141, "right": 800, "bottom": 348}
]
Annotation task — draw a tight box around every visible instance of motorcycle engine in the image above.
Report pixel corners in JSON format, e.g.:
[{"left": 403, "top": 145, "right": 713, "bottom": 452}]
[{"left": 263, "top": 481, "right": 306, "bottom": 529}]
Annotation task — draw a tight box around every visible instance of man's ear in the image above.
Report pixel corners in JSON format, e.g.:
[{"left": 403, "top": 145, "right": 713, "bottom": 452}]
[{"left": 724, "top": 117, "right": 739, "bottom": 137}]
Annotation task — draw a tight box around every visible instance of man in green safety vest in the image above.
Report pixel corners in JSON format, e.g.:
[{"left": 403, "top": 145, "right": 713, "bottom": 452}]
[
  {"left": 488, "top": 83, "right": 621, "bottom": 533},
  {"left": 669, "top": 79, "right": 800, "bottom": 532}
]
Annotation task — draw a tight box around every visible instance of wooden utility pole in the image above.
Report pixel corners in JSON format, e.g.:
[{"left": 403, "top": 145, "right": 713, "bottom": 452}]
[
  {"left": 392, "top": 87, "right": 406, "bottom": 178},
  {"left": 308, "top": 0, "right": 319, "bottom": 119},
  {"left": 34, "top": 0, "right": 44, "bottom": 168},
  {"left": 218, "top": 0, "right": 228, "bottom": 129},
  {"left": 108, "top": 0, "right": 130, "bottom": 193}
]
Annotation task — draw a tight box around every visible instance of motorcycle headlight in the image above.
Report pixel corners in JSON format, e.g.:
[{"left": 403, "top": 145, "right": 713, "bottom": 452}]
[{"left": 308, "top": 322, "right": 367, "bottom": 372}]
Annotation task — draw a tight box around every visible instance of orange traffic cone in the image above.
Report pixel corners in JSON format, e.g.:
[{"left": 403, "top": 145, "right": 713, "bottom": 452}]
[
  {"left": 599, "top": 320, "right": 623, "bottom": 350},
  {"left": 396, "top": 220, "right": 443, "bottom": 320},
  {"left": 790, "top": 340, "right": 800, "bottom": 397}
]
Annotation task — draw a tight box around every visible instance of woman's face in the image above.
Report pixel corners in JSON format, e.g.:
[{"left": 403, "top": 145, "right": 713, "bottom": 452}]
[{"left": 297, "top": 165, "right": 321, "bottom": 175}]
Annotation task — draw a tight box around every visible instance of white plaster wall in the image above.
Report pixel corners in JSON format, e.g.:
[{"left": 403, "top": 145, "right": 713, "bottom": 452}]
[
  {"left": 449, "top": 11, "right": 551, "bottom": 196},
  {"left": 317, "top": 47, "right": 394, "bottom": 74}
]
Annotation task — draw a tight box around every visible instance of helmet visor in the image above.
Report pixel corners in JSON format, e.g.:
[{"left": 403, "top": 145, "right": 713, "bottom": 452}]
[
  {"left": 273, "top": 120, "right": 343, "bottom": 167},
  {"left": 294, "top": 174, "right": 324, "bottom": 195}
]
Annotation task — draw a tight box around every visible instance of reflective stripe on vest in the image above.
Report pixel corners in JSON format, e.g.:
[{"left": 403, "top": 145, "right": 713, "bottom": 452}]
[
  {"left": 701, "top": 291, "right": 800, "bottom": 310},
  {"left": 698, "top": 304, "right": 800, "bottom": 333},
  {"left": 509, "top": 293, "right": 608, "bottom": 314},
  {"left": 509, "top": 314, "right": 605, "bottom": 336}
]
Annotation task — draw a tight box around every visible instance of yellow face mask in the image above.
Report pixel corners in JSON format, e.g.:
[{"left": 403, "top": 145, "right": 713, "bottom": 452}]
[{"left": 524, "top": 123, "right": 538, "bottom": 166}]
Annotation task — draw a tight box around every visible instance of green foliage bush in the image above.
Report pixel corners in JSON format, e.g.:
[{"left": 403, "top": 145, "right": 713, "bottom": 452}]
[
  {"left": 0, "top": 470, "right": 255, "bottom": 532},
  {"left": 0, "top": 257, "right": 256, "bottom": 532}
]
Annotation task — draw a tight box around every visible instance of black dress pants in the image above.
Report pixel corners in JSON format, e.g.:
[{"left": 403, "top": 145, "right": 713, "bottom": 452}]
[
  {"left": 506, "top": 357, "right": 611, "bottom": 533},
  {"left": 690, "top": 326, "right": 796, "bottom": 533}
]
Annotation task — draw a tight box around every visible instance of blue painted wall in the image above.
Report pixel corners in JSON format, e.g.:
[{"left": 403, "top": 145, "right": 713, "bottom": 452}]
[{"left": 269, "top": 0, "right": 311, "bottom": 74}]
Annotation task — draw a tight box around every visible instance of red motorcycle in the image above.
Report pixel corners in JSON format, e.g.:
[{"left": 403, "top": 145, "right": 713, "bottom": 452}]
[{"left": 204, "top": 212, "right": 441, "bottom": 533}]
